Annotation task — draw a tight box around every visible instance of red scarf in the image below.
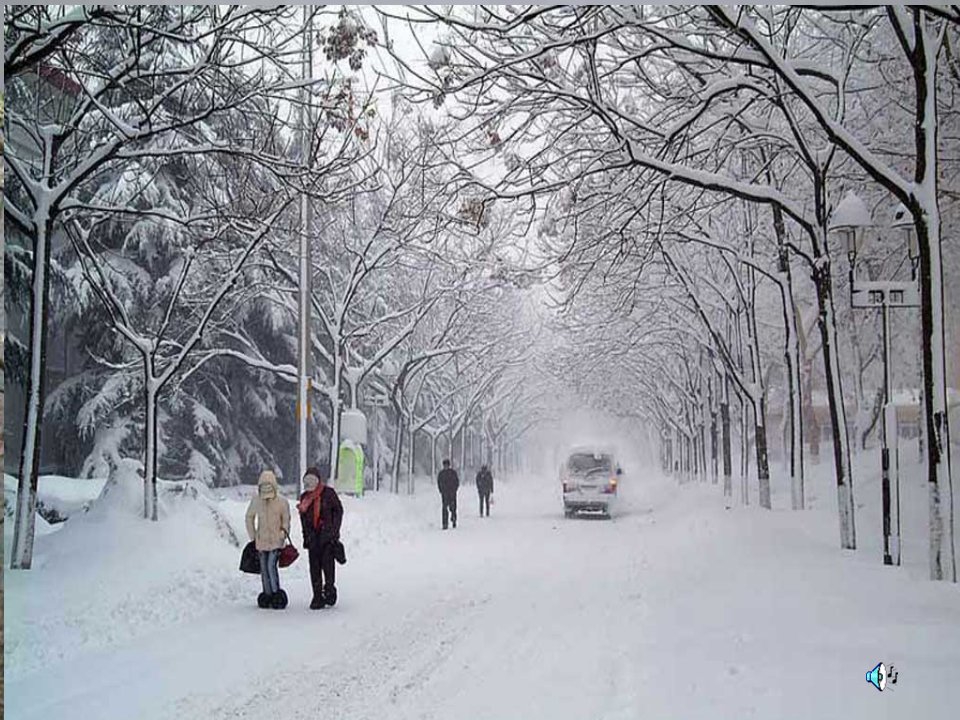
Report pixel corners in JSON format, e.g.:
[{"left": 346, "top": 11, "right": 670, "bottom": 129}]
[{"left": 298, "top": 486, "right": 323, "bottom": 530}]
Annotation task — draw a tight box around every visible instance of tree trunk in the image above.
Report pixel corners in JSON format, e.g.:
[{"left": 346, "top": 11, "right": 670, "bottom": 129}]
[
  {"left": 918, "top": 364, "right": 925, "bottom": 464},
  {"left": 699, "top": 392, "right": 708, "bottom": 484},
  {"left": 756, "top": 400, "right": 771, "bottom": 509},
  {"left": 733, "top": 311, "right": 750, "bottom": 505},
  {"left": 709, "top": 371, "right": 719, "bottom": 484},
  {"left": 11, "top": 138, "right": 57, "bottom": 570},
  {"left": 745, "top": 347, "right": 771, "bottom": 509},
  {"left": 803, "top": 357, "right": 821, "bottom": 464},
  {"left": 784, "top": 284, "right": 806, "bottom": 511},
  {"left": 329, "top": 395, "right": 342, "bottom": 484},
  {"left": 773, "top": 203, "right": 805, "bottom": 509},
  {"left": 740, "top": 395, "right": 750, "bottom": 506},
  {"left": 813, "top": 261, "right": 857, "bottom": 550},
  {"left": 391, "top": 408, "right": 404, "bottom": 493},
  {"left": 407, "top": 424, "right": 415, "bottom": 494},
  {"left": 144, "top": 376, "right": 160, "bottom": 521},
  {"left": 721, "top": 375, "right": 733, "bottom": 503},
  {"left": 744, "top": 264, "right": 772, "bottom": 509},
  {"left": 911, "top": 16, "right": 956, "bottom": 581},
  {"left": 11, "top": 214, "right": 53, "bottom": 569},
  {"left": 328, "top": 351, "right": 343, "bottom": 484}
]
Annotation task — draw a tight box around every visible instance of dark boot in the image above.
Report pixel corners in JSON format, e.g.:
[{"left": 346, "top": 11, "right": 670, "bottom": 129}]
[
  {"left": 310, "top": 595, "right": 326, "bottom": 610},
  {"left": 257, "top": 592, "right": 270, "bottom": 609},
  {"left": 271, "top": 589, "right": 288, "bottom": 609},
  {"left": 323, "top": 586, "right": 338, "bottom": 607}
]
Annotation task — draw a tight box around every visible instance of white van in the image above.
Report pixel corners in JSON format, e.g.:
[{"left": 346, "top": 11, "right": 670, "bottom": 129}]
[{"left": 560, "top": 446, "right": 621, "bottom": 518}]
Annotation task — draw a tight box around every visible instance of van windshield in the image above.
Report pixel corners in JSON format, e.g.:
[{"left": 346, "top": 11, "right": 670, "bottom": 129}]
[{"left": 567, "top": 453, "right": 612, "bottom": 475}]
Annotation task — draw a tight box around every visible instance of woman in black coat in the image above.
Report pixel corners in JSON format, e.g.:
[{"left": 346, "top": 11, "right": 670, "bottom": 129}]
[{"left": 297, "top": 466, "right": 344, "bottom": 609}]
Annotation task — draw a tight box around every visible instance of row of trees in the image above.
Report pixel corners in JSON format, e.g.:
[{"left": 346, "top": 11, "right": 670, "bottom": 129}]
[
  {"left": 4, "top": 6, "right": 539, "bottom": 569},
  {"left": 8, "top": 5, "right": 958, "bottom": 583},
  {"left": 382, "top": 5, "right": 960, "bottom": 581}
]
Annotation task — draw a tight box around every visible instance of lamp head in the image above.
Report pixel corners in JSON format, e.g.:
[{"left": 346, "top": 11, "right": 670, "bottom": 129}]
[
  {"left": 892, "top": 201, "right": 919, "bottom": 263},
  {"left": 830, "top": 191, "right": 872, "bottom": 267}
]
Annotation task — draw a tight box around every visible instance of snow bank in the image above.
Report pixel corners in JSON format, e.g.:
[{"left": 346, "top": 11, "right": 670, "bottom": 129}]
[
  {"left": 3, "top": 470, "right": 442, "bottom": 681},
  {"left": 4, "top": 473, "right": 107, "bottom": 520},
  {"left": 4, "top": 473, "right": 111, "bottom": 565},
  {"left": 7, "top": 474, "right": 107, "bottom": 511},
  {"left": 3, "top": 465, "right": 247, "bottom": 678}
]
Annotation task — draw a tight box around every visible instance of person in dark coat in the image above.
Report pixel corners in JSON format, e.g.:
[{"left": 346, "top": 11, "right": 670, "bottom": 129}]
[
  {"left": 437, "top": 459, "right": 460, "bottom": 530},
  {"left": 298, "top": 466, "right": 343, "bottom": 609},
  {"left": 476, "top": 464, "right": 494, "bottom": 517}
]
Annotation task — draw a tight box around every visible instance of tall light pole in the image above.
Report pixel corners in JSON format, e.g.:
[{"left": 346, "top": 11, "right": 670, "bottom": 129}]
[
  {"left": 297, "top": 7, "right": 314, "bottom": 494},
  {"left": 831, "top": 192, "right": 920, "bottom": 567},
  {"left": 370, "top": 359, "right": 397, "bottom": 492}
]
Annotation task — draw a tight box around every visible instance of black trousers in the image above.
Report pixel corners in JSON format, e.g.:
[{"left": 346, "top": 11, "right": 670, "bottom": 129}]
[
  {"left": 308, "top": 541, "right": 336, "bottom": 597},
  {"left": 479, "top": 491, "right": 491, "bottom": 516},
  {"left": 442, "top": 493, "right": 458, "bottom": 528}
]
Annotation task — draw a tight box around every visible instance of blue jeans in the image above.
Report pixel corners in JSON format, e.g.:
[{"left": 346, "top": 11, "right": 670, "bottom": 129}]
[{"left": 259, "top": 549, "right": 280, "bottom": 594}]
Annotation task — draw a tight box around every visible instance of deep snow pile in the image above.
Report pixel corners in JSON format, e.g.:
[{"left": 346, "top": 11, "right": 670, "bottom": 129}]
[
  {"left": 4, "top": 461, "right": 959, "bottom": 720},
  {"left": 3, "top": 470, "right": 437, "bottom": 680},
  {"left": 3, "top": 473, "right": 109, "bottom": 555}
]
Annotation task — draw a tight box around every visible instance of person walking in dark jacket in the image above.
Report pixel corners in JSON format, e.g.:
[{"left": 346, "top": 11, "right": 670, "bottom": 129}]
[
  {"left": 437, "top": 459, "right": 460, "bottom": 530},
  {"left": 298, "top": 466, "right": 344, "bottom": 609},
  {"left": 476, "top": 464, "right": 494, "bottom": 517}
]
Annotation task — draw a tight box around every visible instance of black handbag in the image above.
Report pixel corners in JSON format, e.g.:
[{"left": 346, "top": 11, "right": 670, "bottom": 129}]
[
  {"left": 333, "top": 539, "right": 347, "bottom": 565},
  {"left": 240, "top": 540, "right": 260, "bottom": 574}
]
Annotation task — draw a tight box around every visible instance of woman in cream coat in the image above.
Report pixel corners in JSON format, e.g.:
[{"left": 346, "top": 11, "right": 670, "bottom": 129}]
[{"left": 245, "top": 470, "right": 291, "bottom": 608}]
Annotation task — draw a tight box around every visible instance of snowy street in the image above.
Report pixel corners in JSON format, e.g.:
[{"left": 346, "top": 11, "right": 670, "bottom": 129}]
[
  {"left": 7, "top": 6, "right": 960, "bottom": 719},
  {"left": 5, "top": 471, "right": 958, "bottom": 720}
]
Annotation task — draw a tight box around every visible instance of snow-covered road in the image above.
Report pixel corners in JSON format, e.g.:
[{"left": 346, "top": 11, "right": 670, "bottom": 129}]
[{"left": 6, "top": 473, "right": 959, "bottom": 719}]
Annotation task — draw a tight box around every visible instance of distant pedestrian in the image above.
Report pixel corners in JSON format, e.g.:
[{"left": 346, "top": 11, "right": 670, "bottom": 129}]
[
  {"left": 298, "top": 466, "right": 344, "bottom": 609},
  {"left": 437, "top": 459, "right": 460, "bottom": 530},
  {"left": 245, "top": 470, "right": 291, "bottom": 609},
  {"left": 476, "top": 464, "right": 494, "bottom": 517}
]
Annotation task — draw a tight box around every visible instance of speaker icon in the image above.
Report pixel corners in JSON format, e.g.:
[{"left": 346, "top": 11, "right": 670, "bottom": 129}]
[{"left": 866, "top": 662, "right": 887, "bottom": 691}]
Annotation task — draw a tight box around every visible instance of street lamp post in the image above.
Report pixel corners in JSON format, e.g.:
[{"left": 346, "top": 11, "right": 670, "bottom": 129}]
[
  {"left": 367, "top": 393, "right": 390, "bottom": 492},
  {"left": 296, "top": 7, "right": 314, "bottom": 495},
  {"left": 831, "top": 193, "right": 920, "bottom": 567}
]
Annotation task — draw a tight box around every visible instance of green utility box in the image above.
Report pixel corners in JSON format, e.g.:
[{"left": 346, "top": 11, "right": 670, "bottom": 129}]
[{"left": 336, "top": 441, "right": 365, "bottom": 496}]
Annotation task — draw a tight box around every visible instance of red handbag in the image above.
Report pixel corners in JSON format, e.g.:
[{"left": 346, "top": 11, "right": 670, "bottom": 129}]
[{"left": 278, "top": 531, "right": 300, "bottom": 568}]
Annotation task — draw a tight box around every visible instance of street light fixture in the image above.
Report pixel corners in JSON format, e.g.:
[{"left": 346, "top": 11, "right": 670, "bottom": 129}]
[
  {"left": 370, "top": 358, "right": 399, "bottom": 492},
  {"left": 830, "top": 191, "right": 919, "bottom": 568},
  {"left": 892, "top": 202, "right": 920, "bottom": 279},
  {"left": 830, "top": 191, "right": 872, "bottom": 268}
]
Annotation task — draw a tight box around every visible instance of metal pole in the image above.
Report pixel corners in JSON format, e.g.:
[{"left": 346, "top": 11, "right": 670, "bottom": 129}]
[
  {"left": 296, "top": 7, "right": 313, "bottom": 495},
  {"left": 882, "top": 302, "right": 901, "bottom": 566},
  {"left": 880, "top": 302, "right": 892, "bottom": 565}
]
